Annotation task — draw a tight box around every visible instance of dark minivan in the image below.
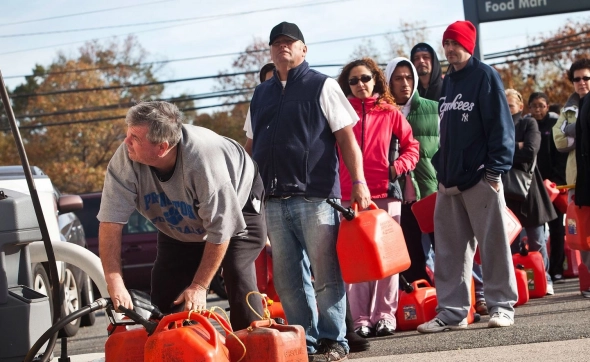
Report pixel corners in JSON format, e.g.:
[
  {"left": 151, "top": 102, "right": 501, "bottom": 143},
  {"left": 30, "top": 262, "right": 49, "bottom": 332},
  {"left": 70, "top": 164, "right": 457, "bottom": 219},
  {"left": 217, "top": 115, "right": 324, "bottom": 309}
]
[
  {"left": 75, "top": 192, "right": 158, "bottom": 292},
  {"left": 75, "top": 192, "right": 227, "bottom": 298}
]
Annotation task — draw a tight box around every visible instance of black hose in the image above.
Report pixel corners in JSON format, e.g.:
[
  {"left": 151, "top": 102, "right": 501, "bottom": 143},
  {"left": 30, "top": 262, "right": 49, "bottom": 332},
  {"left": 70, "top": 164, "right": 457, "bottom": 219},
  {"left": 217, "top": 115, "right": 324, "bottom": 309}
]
[{"left": 25, "top": 298, "right": 110, "bottom": 362}]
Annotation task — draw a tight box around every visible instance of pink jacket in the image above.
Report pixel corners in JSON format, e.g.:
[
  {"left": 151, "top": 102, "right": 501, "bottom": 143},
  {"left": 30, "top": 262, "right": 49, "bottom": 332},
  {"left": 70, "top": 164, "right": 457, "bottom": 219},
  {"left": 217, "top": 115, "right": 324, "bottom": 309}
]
[{"left": 339, "top": 95, "right": 419, "bottom": 201}]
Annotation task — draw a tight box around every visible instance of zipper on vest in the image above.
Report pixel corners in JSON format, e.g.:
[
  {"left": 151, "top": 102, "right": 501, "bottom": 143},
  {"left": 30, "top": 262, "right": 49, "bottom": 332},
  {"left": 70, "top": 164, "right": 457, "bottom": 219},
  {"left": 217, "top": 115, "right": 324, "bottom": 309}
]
[
  {"left": 269, "top": 84, "right": 287, "bottom": 195},
  {"left": 360, "top": 100, "right": 366, "bottom": 154}
]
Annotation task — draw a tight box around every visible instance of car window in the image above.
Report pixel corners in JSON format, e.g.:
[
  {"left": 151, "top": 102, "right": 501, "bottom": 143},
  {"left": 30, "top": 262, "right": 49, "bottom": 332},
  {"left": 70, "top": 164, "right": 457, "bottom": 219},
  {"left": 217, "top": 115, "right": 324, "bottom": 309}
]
[
  {"left": 76, "top": 195, "right": 157, "bottom": 238},
  {"left": 125, "top": 211, "right": 157, "bottom": 234},
  {"left": 76, "top": 197, "right": 101, "bottom": 238}
]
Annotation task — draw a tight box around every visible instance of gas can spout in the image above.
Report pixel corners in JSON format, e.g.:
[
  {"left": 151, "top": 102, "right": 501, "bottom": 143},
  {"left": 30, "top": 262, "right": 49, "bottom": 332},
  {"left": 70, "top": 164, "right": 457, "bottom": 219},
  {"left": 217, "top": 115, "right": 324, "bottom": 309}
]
[{"left": 326, "top": 199, "right": 355, "bottom": 221}]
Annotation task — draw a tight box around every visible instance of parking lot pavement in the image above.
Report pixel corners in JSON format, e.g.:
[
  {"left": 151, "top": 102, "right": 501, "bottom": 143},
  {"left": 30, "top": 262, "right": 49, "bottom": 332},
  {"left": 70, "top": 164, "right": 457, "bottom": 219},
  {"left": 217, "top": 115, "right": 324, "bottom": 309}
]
[
  {"left": 348, "top": 278, "right": 590, "bottom": 360},
  {"left": 55, "top": 279, "right": 590, "bottom": 361}
]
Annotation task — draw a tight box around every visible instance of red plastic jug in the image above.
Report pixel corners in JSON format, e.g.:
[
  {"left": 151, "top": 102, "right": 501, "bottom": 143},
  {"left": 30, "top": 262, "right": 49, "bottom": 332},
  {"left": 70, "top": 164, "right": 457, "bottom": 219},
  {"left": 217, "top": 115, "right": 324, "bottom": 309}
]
[
  {"left": 411, "top": 192, "right": 437, "bottom": 233},
  {"left": 263, "top": 296, "right": 287, "bottom": 323},
  {"left": 512, "top": 248, "right": 547, "bottom": 299},
  {"left": 144, "top": 311, "right": 231, "bottom": 362},
  {"left": 565, "top": 199, "right": 590, "bottom": 251},
  {"left": 563, "top": 243, "right": 581, "bottom": 278},
  {"left": 578, "top": 262, "right": 590, "bottom": 294},
  {"left": 514, "top": 264, "right": 530, "bottom": 307},
  {"left": 554, "top": 188, "right": 569, "bottom": 214},
  {"left": 337, "top": 202, "right": 410, "bottom": 283},
  {"left": 105, "top": 324, "right": 147, "bottom": 362},
  {"left": 395, "top": 279, "right": 437, "bottom": 331},
  {"left": 226, "top": 319, "right": 307, "bottom": 362},
  {"left": 255, "top": 248, "right": 268, "bottom": 294},
  {"left": 543, "top": 180, "right": 559, "bottom": 202},
  {"left": 474, "top": 207, "right": 521, "bottom": 264}
]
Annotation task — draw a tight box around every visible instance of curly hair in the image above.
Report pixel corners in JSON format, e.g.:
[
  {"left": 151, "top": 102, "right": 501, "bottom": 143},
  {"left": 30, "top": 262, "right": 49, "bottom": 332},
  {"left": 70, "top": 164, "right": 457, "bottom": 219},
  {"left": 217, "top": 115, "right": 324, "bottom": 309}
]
[
  {"left": 337, "top": 57, "right": 396, "bottom": 108},
  {"left": 568, "top": 58, "right": 590, "bottom": 82}
]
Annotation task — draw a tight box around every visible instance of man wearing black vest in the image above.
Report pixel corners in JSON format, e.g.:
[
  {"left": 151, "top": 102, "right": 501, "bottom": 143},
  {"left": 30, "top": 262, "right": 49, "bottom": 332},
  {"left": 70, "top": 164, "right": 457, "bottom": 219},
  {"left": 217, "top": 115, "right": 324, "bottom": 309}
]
[{"left": 244, "top": 22, "right": 370, "bottom": 362}]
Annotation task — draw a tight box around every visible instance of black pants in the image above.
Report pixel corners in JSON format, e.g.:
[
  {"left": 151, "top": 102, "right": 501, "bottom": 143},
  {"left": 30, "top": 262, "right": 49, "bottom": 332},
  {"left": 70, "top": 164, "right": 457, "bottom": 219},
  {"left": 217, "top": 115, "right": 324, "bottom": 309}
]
[
  {"left": 151, "top": 174, "right": 266, "bottom": 331},
  {"left": 400, "top": 203, "right": 434, "bottom": 284},
  {"left": 548, "top": 207, "right": 565, "bottom": 277}
]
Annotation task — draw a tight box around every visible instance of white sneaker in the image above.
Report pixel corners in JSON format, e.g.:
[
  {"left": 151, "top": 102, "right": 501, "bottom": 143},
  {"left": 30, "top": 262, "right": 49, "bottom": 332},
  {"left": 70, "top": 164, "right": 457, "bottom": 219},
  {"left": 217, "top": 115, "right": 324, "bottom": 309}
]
[
  {"left": 417, "top": 317, "right": 467, "bottom": 334},
  {"left": 546, "top": 284, "right": 554, "bottom": 296},
  {"left": 488, "top": 312, "right": 514, "bottom": 328},
  {"left": 582, "top": 288, "right": 590, "bottom": 298}
]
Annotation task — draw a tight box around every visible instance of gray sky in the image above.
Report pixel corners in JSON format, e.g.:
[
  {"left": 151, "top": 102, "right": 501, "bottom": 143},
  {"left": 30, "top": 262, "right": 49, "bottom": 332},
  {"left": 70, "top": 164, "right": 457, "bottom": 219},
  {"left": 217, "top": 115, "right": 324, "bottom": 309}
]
[{"left": 0, "top": 0, "right": 588, "bottom": 110}]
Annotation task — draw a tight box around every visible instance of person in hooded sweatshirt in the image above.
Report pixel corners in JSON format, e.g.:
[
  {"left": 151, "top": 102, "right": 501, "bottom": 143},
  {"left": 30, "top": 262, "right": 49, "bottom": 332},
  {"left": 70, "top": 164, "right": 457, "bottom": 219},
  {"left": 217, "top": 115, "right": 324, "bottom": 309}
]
[
  {"left": 337, "top": 57, "right": 419, "bottom": 338},
  {"left": 384, "top": 57, "right": 439, "bottom": 285},
  {"left": 417, "top": 20, "right": 518, "bottom": 333},
  {"left": 410, "top": 43, "right": 443, "bottom": 102}
]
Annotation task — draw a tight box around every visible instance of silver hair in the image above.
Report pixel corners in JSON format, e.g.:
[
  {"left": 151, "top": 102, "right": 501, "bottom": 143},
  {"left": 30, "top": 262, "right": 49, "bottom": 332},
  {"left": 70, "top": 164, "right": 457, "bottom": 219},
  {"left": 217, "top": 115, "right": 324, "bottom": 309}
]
[{"left": 125, "top": 101, "right": 183, "bottom": 145}]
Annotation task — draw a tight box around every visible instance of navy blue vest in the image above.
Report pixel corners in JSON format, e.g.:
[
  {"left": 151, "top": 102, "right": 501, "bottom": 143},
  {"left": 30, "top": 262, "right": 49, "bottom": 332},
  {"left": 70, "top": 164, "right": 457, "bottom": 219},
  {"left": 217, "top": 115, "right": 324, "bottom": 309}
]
[{"left": 250, "top": 61, "right": 341, "bottom": 198}]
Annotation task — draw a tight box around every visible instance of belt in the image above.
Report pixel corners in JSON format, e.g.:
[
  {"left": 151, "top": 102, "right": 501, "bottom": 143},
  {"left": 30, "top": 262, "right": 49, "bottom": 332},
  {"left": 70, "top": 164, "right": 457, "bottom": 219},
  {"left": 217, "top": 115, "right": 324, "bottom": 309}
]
[{"left": 267, "top": 195, "right": 292, "bottom": 200}]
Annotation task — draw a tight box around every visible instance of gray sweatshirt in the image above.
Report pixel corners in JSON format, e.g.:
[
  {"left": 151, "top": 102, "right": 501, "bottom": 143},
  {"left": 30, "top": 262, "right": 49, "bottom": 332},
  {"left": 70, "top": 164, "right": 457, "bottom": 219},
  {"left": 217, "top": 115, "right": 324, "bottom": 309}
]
[{"left": 98, "top": 125, "right": 256, "bottom": 244}]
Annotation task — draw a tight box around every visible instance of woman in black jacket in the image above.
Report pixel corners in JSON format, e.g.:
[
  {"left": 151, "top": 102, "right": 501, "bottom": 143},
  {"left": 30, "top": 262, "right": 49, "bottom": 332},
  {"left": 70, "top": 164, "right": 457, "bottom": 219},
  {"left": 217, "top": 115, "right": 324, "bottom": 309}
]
[
  {"left": 505, "top": 89, "right": 558, "bottom": 295},
  {"left": 575, "top": 91, "right": 590, "bottom": 298},
  {"left": 528, "top": 92, "right": 568, "bottom": 282}
]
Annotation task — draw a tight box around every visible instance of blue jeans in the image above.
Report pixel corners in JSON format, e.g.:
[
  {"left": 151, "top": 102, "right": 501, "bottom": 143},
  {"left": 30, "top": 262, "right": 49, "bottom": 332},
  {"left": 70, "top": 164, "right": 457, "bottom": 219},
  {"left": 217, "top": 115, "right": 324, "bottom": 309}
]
[{"left": 266, "top": 197, "right": 347, "bottom": 353}]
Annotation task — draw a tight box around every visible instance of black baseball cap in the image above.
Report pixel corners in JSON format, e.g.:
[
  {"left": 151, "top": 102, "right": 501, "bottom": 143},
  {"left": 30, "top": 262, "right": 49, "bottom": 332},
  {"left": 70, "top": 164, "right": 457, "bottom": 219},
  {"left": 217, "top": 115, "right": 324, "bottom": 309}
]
[{"left": 269, "top": 22, "right": 305, "bottom": 45}]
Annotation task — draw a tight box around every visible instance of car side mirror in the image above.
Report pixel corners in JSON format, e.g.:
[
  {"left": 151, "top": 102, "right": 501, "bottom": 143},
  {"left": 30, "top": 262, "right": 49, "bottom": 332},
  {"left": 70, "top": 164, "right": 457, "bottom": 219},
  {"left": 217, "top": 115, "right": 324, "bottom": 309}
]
[{"left": 58, "top": 194, "right": 84, "bottom": 213}]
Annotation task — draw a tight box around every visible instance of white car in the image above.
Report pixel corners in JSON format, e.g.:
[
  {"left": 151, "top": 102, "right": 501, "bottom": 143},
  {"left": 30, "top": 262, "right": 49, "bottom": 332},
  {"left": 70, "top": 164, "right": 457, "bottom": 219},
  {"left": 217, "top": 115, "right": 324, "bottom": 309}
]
[{"left": 0, "top": 166, "right": 95, "bottom": 337}]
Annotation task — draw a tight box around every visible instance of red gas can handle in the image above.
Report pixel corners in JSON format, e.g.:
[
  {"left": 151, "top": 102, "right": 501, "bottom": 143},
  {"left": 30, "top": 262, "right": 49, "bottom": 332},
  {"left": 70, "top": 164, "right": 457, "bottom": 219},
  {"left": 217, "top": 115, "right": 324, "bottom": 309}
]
[
  {"left": 411, "top": 279, "right": 432, "bottom": 289},
  {"left": 152, "top": 311, "right": 230, "bottom": 344},
  {"left": 351, "top": 201, "right": 379, "bottom": 214}
]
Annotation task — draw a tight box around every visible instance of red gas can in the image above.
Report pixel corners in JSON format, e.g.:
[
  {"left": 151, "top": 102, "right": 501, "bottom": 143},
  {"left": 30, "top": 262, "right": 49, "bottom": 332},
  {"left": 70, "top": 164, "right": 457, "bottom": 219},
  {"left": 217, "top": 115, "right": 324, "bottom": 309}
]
[
  {"left": 578, "top": 262, "right": 590, "bottom": 294},
  {"left": 395, "top": 279, "right": 437, "bottom": 331},
  {"left": 144, "top": 311, "right": 230, "bottom": 362},
  {"left": 226, "top": 319, "right": 307, "bottom": 362},
  {"left": 411, "top": 192, "right": 437, "bottom": 233},
  {"left": 264, "top": 297, "right": 287, "bottom": 323},
  {"left": 565, "top": 200, "right": 590, "bottom": 251},
  {"left": 563, "top": 243, "right": 581, "bottom": 278},
  {"left": 105, "top": 324, "right": 147, "bottom": 362},
  {"left": 554, "top": 188, "right": 569, "bottom": 214},
  {"left": 514, "top": 264, "right": 530, "bottom": 307},
  {"left": 512, "top": 249, "right": 547, "bottom": 299},
  {"left": 543, "top": 180, "right": 559, "bottom": 202},
  {"left": 337, "top": 202, "right": 410, "bottom": 283}
]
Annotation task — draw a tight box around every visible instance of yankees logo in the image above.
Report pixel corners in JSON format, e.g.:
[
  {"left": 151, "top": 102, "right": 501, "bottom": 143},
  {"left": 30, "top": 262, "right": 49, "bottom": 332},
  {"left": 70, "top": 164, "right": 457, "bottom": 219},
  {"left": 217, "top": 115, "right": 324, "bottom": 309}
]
[
  {"left": 462, "top": 113, "right": 469, "bottom": 122},
  {"left": 439, "top": 94, "right": 475, "bottom": 119}
]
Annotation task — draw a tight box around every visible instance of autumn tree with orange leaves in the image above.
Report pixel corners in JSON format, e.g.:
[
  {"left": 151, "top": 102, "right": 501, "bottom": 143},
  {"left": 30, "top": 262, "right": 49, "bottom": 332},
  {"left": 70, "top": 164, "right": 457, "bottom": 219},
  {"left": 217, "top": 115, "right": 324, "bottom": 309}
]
[
  {"left": 1, "top": 36, "right": 165, "bottom": 193},
  {"left": 492, "top": 17, "right": 590, "bottom": 112}
]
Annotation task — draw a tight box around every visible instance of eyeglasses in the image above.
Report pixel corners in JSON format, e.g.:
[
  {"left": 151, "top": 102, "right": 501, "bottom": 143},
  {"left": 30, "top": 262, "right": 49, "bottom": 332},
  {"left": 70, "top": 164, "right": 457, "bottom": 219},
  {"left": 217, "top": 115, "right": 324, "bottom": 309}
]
[
  {"left": 573, "top": 76, "right": 590, "bottom": 83},
  {"left": 348, "top": 74, "right": 373, "bottom": 86}
]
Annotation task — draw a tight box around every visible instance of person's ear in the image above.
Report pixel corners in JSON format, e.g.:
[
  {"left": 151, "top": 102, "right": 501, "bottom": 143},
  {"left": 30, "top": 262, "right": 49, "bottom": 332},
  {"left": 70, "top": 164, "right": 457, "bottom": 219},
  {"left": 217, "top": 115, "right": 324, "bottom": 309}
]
[{"left": 158, "top": 142, "right": 170, "bottom": 157}]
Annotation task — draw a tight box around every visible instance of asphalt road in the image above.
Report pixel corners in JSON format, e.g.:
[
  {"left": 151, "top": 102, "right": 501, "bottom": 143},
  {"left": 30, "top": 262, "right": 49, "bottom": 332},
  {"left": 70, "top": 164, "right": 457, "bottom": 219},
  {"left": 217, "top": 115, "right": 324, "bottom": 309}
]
[{"left": 55, "top": 278, "right": 589, "bottom": 361}]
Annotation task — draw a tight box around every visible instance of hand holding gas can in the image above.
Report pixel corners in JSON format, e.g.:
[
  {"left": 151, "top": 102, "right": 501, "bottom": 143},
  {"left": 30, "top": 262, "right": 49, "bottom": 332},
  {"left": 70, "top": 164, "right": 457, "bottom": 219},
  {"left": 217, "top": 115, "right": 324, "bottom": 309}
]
[{"left": 173, "top": 283, "right": 208, "bottom": 312}]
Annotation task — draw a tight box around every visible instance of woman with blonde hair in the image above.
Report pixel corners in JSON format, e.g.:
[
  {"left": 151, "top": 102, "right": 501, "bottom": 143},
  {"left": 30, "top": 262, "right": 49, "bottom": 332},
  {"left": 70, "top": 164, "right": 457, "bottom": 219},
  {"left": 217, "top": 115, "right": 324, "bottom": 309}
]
[{"left": 504, "top": 88, "right": 557, "bottom": 295}]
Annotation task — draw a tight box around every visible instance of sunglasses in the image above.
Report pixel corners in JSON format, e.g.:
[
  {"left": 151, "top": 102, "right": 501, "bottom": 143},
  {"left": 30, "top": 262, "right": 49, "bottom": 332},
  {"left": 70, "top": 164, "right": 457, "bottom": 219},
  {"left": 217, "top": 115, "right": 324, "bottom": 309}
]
[
  {"left": 348, "top": 74, "right": 373, "bottom": 86},
  {"left": 573, "top": 76, "right": 590, "bottom": 83}
]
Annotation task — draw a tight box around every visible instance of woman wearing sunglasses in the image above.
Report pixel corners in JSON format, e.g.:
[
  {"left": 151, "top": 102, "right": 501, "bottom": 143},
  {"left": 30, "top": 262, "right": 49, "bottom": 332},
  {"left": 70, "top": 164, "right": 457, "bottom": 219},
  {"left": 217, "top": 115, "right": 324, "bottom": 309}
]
[
  {"left": 337, "top": 57, "right": 419, "bottom": 338},
  {"left": 553, "top": 59, "right": 590, "bottom": 192}
]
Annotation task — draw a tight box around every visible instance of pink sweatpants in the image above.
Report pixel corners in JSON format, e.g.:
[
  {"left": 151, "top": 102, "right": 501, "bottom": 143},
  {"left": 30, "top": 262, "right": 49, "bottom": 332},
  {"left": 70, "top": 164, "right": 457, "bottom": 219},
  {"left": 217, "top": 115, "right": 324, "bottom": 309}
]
[{"left": 342, "top": 198, "right": 401, "bottom": 329}]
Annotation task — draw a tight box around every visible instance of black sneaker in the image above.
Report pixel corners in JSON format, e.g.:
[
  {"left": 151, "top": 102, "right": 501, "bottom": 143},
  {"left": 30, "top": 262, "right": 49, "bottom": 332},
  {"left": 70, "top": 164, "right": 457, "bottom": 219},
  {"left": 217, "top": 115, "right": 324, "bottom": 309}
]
[
  {"left": 309, "top": 339, "right": 348, "bottom": 362},
  {"left": 346, "top": 331, "right": 370, "bottom": 352},
  {"left": 552, "top": 274, "right": 565, "bottom": 284},
  {"left": 375, "top": 319, "right": 395, "bottom": 336}
]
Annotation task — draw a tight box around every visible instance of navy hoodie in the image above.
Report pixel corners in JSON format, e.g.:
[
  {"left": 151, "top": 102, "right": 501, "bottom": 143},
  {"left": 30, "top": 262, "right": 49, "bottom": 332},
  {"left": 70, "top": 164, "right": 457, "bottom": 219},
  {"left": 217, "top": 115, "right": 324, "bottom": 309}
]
[{"left": 433, "top": 57, "right": 515, "bottom": 191}]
